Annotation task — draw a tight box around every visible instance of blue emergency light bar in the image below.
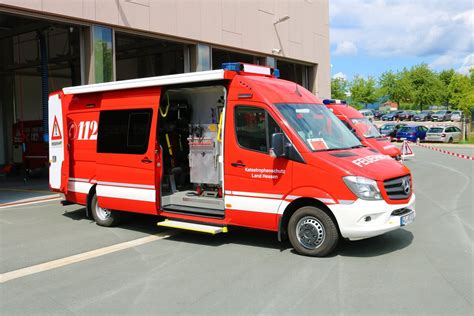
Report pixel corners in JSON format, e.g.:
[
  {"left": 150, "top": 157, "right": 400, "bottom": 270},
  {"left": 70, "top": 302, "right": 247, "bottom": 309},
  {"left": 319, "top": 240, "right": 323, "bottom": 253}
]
[
  {"left": 323, "top": 99, "right": 347, "bottom": 105},
  {"left": 222, "top": 62, "right": 280, "bottom": 78}
]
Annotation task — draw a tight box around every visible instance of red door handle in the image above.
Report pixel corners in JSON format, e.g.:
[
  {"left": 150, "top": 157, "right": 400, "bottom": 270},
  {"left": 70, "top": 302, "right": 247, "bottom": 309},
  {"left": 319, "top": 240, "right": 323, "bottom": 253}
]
[
  {"left": 231, "top": 161, "right": 246, "bottom": 167},
  {"left": 142, "top": 157, "right": 153, "bottom": 164}
]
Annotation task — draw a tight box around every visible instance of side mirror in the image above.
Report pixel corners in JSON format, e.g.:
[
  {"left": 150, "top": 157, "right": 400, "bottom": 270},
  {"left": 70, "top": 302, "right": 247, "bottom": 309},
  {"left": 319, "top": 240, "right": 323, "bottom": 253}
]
[{"left": 270, "top": 132, "right": 286, "bottom": 158}]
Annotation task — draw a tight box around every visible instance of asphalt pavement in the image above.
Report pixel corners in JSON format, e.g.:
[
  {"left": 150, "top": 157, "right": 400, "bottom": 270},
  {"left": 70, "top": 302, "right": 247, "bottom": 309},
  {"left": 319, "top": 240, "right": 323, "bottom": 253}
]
[{"left": 1, "top": 146, "right": 472, "bottom": 315}]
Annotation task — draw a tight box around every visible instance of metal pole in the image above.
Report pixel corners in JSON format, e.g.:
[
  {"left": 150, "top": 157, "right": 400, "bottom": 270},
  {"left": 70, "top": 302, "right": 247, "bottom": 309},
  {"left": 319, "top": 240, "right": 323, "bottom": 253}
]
[{"left": 38, "top": 30, "right": 49, "bottom": 142}]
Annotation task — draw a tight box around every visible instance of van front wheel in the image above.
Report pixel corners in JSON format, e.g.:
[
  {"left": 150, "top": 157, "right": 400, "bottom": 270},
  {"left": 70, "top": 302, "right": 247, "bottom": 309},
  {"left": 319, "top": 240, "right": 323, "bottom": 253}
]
[
  {"left": 90, "top": 192, "right": 121, "bottom": 227},
  {"left": 288, "top": 206, "right": 339, "bottom": 257}
]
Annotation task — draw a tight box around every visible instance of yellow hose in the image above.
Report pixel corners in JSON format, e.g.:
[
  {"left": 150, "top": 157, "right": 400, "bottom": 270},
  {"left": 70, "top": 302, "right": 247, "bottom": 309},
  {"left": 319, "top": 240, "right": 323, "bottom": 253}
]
[{"left": 160, "top": 93, "right": 170, "bottom": 117}]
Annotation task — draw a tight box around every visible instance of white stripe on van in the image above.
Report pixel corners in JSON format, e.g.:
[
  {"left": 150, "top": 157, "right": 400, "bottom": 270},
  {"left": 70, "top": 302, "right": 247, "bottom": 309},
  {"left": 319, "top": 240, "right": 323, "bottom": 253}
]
[{"left": 96, "top": 185, "right": 155, "bottom": 203}]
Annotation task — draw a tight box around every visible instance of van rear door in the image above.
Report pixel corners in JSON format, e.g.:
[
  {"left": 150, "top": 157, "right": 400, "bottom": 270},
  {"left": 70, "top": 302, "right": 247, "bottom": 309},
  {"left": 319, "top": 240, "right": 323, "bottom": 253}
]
[
  {"left": 95, "top": 88, "right": 160, "bottom": 215},
  {"left": 48, "top": 92, "right": 69, "bottom": 192}
]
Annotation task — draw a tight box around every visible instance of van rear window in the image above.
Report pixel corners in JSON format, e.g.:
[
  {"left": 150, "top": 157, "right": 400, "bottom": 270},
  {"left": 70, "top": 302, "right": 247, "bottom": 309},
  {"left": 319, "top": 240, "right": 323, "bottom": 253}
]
[
  {"left": 98, "top": 109, "right": 152, "bottom": 154},
  {"left": 399, "top": 127, "right": 416, "bottom": 133}
]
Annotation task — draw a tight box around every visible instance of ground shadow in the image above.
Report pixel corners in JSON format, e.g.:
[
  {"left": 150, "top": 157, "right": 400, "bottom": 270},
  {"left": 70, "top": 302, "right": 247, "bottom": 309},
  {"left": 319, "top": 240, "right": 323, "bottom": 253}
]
[
  {"left": 336, "top": 229, "right": 414, "bottom": 257},
  {"left": 62, "top": 208, "right": 414, "bottom": 257}
]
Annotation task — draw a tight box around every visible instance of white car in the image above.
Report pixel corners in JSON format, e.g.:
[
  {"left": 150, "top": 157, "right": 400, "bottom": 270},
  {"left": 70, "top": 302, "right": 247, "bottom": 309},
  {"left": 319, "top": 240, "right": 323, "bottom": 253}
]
[
  {"left": 450, "top": 111, "right": 463, "bottom": 122},
  {"left": 425, "top": 126, "right": 462, "bottom": 143},
  {"left": 359, "top": 109, "right": 374, "bottom": 122}
]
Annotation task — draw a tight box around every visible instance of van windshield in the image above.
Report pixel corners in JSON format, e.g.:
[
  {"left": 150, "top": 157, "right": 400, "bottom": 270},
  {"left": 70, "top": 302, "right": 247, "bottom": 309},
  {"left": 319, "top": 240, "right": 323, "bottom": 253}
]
[
  {"left": 351, "top": 118, "right": 382, "bottom": 138},
  {"left": 275, "top": 103, "right": 362, "bottom": 151}
]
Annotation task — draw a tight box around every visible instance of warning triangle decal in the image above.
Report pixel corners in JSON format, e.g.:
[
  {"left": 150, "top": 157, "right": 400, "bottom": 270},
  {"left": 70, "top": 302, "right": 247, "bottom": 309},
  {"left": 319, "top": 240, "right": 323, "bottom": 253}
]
[
  {"left": 51, "top": 116, "right": 62, "bottom": 140},
  {"left": 401, "top": 140, "right": 414, "bottom": 157}
]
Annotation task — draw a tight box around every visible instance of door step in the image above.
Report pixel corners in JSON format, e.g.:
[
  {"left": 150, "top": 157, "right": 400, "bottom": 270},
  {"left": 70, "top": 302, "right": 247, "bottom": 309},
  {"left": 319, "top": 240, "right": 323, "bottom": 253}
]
[
  {"left": 157, "top": 219, "right": 228, "bottom": 235},
  {"left": 162, "top": 204, "right": 224, "bottom": 218}
]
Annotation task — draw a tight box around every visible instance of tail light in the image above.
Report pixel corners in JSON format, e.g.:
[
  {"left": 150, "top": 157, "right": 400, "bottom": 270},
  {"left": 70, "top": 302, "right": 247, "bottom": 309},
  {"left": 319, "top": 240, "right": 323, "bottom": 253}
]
[{"left": 441, "top": 133, "right": 446, "bottom": 137}]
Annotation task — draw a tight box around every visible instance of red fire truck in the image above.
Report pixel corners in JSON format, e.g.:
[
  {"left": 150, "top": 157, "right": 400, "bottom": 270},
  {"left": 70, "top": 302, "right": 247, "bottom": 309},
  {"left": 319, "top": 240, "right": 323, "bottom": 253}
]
[
  {"left": 324, "top": 100, "right": 402, "bottom": 160},
  {"left": 49, "top": 63, "right": 415, "bottom": 256}
]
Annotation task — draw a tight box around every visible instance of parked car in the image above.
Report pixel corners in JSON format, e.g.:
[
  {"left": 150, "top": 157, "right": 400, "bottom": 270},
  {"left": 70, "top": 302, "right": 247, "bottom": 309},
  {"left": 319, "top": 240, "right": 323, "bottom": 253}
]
[
  {"left": 413, "top": 110, "right": 432, "bottom": 121},
  {"left": 359, "top": 109, "right": 374, "bottom": 122},
  {"left": 373, "top": 110, "right": 385, "bottom": 120},
  {"left": 381, "top": 110, "right": 404, "bottom": 121},
  {"left": 425, "top": 126, "right": 462, "bottom": 143},
  {"left": 431, "top": 110, "right": 452, "bottom": 121},
  {"left": 379, "top": 123, "right": 407, "bottom": 141},
  {"left": 450, "top": 111, "right": 463, "bottom": 122},
  {"left": 399, "top": 111, "right": 416, "bottom": 121},
  {"left": 396, "top": 125, "right": 429, "bottom": 142}
]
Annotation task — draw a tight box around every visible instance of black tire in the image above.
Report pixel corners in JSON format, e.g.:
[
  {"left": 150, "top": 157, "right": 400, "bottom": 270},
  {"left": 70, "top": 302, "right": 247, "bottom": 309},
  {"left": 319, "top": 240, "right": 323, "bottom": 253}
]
[
  {"left": 448, "top": 137, "right": 453, "bottom": 143},
  {"left": 90, "top": 192, "right": 121, "bottom": 227},
  {"left": 288, "top": 206, "right": 339, "bottom": 257}
]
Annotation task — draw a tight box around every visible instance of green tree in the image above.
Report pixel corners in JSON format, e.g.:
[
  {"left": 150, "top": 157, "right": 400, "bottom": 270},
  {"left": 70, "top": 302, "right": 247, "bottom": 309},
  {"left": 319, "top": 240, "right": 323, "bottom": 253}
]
[
  {"left": 408, "top": 64, "right": 442, "bottom": 111},
  {"left": 448, "top": 73, "right": 474, "bottom": 116},
  {"left": 349, "top": 75, "right": 377, "bottom": 108},
  {"left": 438, "top": 69, "right": 455, "bottom": 107},
  {"left": 378, "top": 70, "right": 412, "bottom": 107},
  {"left": 469, "top": 68, "right": 474, "bottom": 86},
  {"left": 331, "top": 77, "right": 348, "bottom": 100}
]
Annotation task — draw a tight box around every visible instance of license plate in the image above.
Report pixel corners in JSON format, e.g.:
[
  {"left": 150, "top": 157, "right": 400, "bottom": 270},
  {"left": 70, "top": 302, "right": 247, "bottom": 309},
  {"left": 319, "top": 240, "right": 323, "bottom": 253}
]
[
  {"left": 400, "top": 211, "right": 415, "bottom": 226},
  {"left": 400, "top": 137, "right": 407, "bottom": 140}
]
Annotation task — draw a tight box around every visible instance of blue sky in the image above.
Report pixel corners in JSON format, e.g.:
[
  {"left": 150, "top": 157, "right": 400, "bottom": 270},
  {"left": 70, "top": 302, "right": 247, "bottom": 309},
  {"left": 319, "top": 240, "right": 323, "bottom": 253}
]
[{"left": 329, "top": 0, "right": 473, "bottom": 81}]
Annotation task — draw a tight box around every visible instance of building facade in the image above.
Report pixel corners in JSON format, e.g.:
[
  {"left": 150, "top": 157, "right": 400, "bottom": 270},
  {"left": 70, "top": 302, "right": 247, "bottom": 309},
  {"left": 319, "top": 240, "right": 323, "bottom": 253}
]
[{"left": 0, "top": 0, "right": 330, "bottom": 166}]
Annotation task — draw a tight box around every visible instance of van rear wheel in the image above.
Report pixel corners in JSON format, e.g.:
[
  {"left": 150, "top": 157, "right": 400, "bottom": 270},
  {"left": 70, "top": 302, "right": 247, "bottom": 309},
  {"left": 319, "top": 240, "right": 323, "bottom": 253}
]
[
  {"left": 90, "top": 192, "right": 121, "bottom": 227},
  {"left": 288, "top": 206, "right": 339, "bottom": 257}
]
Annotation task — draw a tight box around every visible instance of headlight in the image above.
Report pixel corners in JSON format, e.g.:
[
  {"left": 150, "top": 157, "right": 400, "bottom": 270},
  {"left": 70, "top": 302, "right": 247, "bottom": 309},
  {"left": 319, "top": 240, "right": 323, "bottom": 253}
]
[{"left": 343, "top": 176, "right": 382, "bottom": 200}]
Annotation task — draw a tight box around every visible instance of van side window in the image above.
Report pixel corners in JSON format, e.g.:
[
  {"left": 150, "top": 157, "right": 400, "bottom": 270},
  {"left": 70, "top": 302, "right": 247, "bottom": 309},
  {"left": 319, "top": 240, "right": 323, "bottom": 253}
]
[
  {"left": 98, "top": 109, "right": 152, "bottom": 154},
  {"left": 235, "top": 106, "right": 281, "bottom": 154}
]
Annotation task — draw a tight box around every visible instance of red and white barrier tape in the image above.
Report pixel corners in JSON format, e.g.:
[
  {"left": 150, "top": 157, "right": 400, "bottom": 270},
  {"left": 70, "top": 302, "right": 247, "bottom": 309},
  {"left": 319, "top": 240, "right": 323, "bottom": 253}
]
[{"left": 414, "top": 142, "right": 474, "bottom": 161}]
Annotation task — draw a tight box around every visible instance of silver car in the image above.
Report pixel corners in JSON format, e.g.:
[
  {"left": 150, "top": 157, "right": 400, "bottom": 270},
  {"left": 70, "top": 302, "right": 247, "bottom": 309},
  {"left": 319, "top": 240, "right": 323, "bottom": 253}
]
[
  {"left": 425, "top": 126, "right": 462, "bottom": 143},
  {"left": 431, "top": 110, "right": 452, "bottom": 121},
  {"left": 450, "top": 111, "right": 463, "bottom": 122}
]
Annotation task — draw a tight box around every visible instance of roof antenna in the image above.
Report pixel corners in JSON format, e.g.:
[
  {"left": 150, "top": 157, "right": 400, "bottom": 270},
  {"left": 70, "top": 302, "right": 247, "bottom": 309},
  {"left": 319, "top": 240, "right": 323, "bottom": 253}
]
[
  {"left": 293, "top": 64, "right": 302, "bottom": 96},
  {"left": 295, "top": 82, "right": 302, "bottom": 97}
]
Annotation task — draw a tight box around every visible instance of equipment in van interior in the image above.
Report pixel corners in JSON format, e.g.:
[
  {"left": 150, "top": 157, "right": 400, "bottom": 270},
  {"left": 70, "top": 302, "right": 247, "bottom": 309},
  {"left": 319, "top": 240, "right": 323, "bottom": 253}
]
[{"left": 159, "top": 86, "right": 225, "bottom": 214}]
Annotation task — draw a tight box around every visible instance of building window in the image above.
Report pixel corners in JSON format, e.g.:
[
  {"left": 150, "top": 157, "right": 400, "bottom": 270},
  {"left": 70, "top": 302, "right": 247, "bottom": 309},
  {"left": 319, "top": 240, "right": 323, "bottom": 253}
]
[
  {"left": 93, "top": 25, "right": 113, "bottom": 83},
  {"left": 115, "top": 32, "right": 185, "bottom": 80},
  {"left": 277, "top": 60, "right": 312, "bottom": 90},
  {"left": 196, "top": 44, "right": 211, "bottom": 71},
  {"left": 98, "top": 109, "right": 152, "bottom": 154},
  {"left": 212, "top": 49, "right": 256, "bottom": 69}
]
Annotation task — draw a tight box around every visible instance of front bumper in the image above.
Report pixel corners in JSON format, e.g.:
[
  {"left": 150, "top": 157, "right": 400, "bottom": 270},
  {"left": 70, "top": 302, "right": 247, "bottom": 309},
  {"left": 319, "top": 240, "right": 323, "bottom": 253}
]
[{"left": 328, "top": 194, "right": 416, "bottom": 240}]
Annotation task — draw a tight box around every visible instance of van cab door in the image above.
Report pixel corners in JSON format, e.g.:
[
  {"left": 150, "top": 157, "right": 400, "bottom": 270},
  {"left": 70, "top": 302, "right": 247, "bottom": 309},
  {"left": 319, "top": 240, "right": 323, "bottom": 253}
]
[
  {"left": 95, "top": 88, "right": 160, "bottom": 215},
  {"left": 224, "top": 101, "right": 292, "bottom": 231}
]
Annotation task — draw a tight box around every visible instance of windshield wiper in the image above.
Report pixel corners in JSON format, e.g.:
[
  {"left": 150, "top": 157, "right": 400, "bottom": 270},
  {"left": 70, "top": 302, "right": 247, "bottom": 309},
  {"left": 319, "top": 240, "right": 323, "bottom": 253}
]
[{"left": 317, "top": 145, "right": 363, "bottom": 152}]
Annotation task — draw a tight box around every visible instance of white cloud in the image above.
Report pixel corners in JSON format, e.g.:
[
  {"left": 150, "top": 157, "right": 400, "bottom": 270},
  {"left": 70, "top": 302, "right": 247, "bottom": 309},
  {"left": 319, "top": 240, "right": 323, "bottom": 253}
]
[
  {"left": 333, "top": 72, "right": 348, "bottom": 80},
  {"left": 333, "top": 41, "right": 358, "bottom": 56},
  {"left": 429, "top": 54, "right": 463, "bottom": 69},
  {"left": 458, "top": 54, "right": 474, "bottom": 74},
  {"left": 330, "top": 0, "right": 473, "bottom": 66}
]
